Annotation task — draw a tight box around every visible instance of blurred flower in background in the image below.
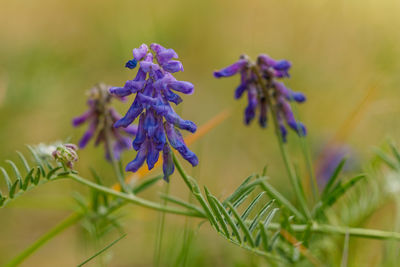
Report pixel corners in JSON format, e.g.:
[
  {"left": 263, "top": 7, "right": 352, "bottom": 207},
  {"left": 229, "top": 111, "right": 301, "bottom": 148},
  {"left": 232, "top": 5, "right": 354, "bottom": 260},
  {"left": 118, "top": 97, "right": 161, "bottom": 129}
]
[
  {"left": 314, "top": 141, "right": 357, "bottom": 189},
  {"left": 72, "top": 83, "right": 138, "bottom": 160},
  {"left": 214, "top": 54, "right": 306, "bottom": 142}
]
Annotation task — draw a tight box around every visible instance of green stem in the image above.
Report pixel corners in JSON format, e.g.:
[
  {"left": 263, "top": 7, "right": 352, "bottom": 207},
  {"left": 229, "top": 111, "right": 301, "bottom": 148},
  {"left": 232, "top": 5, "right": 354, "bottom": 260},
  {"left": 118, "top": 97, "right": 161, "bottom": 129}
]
[
  {"left": 4, "top": 212, "right": 83, "bottom": 267},
  {"left": 266, "top": 223, "right": 400, "bottom": 241},
  {"left": 172, "top": 154, "right": 194, "bottom": 191},
  {"left": 252, "top": 66, "right": 311, "bottom": 220},
  {"left": 63, "top": 173, "right": 203, "bottom": 218},
  {"left": 291, "top": 102, "right": 319, "bottom": 201},
  {"left": 103, "top": 116, "right": 130, "bottom": 193}
]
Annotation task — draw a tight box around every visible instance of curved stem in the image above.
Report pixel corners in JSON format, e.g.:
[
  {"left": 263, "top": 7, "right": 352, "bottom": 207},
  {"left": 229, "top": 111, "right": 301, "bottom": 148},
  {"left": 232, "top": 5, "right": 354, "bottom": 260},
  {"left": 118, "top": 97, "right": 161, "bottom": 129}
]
[
  {"left": 4, "top": 212, "right": 83, "bottom": 267},
  {"left": 63, "top": 173, "right": 205, "bottom": 218}
]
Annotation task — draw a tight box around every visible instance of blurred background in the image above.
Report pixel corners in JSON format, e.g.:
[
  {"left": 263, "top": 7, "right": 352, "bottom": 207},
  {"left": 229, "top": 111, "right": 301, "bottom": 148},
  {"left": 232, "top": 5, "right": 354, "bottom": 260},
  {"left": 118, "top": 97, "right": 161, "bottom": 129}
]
[{"left": 0, "top": 0, "right": 400, "bottom": 266}]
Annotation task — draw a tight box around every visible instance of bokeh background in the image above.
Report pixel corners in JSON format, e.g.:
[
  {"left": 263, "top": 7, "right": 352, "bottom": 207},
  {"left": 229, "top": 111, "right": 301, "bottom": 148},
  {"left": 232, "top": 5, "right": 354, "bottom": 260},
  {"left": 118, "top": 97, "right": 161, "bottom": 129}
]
[{"left": 1, "top": 0, "right": 400, "bottom": 266}]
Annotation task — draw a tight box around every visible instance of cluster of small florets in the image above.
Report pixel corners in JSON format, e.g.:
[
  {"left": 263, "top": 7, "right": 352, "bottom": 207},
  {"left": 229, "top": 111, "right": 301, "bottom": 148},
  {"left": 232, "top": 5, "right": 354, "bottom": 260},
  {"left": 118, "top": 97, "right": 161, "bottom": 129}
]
[
  {"left": 72, "top": 83, "right": 138, "bottom": 160},
  {"left": 214, "top": 54, "right": 306, "bottom": 141},
  {"left": 52, "top": 144, "right": 79, "bottom": 169},
  {"left": 109, "top": 43, "right": 198, "bottom": 181}
]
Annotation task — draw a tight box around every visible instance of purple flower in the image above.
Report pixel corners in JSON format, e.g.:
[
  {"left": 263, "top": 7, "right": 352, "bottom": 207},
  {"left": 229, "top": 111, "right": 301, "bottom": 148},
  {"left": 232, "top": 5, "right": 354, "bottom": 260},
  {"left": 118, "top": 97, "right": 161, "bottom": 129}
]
[
  {"left": 72, "top": 83, "right": 137, "bottom": 160},
  {"left": 109, "top": 43, "right": 198, "bottom": 182},
  {"left": 315, "top": 143, "right": 355, "bottom": 188},
  {"left": 214, "top": 54, "right": 307, "bottom": 141}
]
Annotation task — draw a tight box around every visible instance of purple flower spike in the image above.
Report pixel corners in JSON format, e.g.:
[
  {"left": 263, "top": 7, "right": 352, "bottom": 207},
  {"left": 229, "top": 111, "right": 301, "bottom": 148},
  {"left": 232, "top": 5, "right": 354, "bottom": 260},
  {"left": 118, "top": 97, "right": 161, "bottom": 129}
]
[
  {"left": 214, "top": 59, "right": 248, "bottom": 78},
  {"left": 214, "top": 54, "right": 307, "bottom": 141},
  {"left": 109, "top": 44, "right": 198, "bottom": 181},
  {"left": 73, "top": 83, "right": 138, "bottom": 160}
]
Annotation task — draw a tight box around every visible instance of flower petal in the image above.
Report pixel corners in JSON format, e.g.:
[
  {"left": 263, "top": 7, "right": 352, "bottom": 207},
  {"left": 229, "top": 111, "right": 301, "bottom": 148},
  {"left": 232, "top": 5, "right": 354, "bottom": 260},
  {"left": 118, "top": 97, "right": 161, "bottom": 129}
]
[
  {"left": 168, "top": 81, "right": 194, "bottom": 94},
  {"left": 72, "top": 110, "right": 93, "bottom": 127},
  {"left": 162, "top": 60, "right": 184, "bottom": 73},
  {"left": 109, "top": 86, "right": 132, "bottom": 97},
  {"left": 165, "top": 123, "right": 198, "bottom": 166},
  {"left": 126, "top": 140, "right": 148, "bottom": 172},
  {"left": 214, "top": 59, "right": 247, "bottom": 78},
  {"left": 78, "top": 118, "right": 98, "bottom": 148},
  {"left": 132, "top": 44, "right": 149, "bottom": 61},
  {"left": 146, "top": 141, "right": 160, "bottom": 170},
  {"left": 132, "top": 114, "right": 146, "bottom": 151},
  {"left": 114, "top": 96, "right": 143, "bottom": 128}
]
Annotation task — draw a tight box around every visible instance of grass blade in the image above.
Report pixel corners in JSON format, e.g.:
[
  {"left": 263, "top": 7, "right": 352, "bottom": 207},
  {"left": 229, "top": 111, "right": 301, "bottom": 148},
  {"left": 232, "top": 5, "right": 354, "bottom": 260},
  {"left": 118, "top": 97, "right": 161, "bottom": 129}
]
[
  {"left": 389, "top": 142, "right": 400, "bottom": 164},
  {"left": 324, "top": 174, "right": 366, "bottom": 207},
  {"left": 374, "top": 148, "right": 398, "bottom": 170},
  {"left": 322, "top": 158, "right": 347, "bottom": 199},
  {"left": 133, "top": 175, "right": 162, "bottom": 194},
  {"left": 77, "top": 233, "right": 127, "bottom": 266}
]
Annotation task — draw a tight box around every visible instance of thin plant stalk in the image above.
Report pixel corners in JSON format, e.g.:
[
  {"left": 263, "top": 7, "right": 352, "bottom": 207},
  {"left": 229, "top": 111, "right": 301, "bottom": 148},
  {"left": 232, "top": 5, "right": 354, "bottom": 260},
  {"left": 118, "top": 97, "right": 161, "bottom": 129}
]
[
  {"left": 291, "top": 101, "right": 319, "bottom": 201},
  {"left": 252, "top": 66, "right": 311, "bottom": 219},
  {"left": 64, "top": 173, "right": 205, "bottom": 217}
]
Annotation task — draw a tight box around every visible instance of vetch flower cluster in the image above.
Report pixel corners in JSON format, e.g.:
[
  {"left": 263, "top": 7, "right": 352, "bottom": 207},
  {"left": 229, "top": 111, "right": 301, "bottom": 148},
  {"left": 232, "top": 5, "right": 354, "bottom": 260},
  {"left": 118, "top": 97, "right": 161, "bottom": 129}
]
[
  {"left": 52, "top": 144, "right": 79, "bottom": 169},
  {"left": 72, "top": 83, "right": 138, "bottom": 160},
  {"left": 109, "top": 43, "right": 198, "bottom": 181},
  {"left": 214, "top": 54, "right": 306, "bottom": 142}
]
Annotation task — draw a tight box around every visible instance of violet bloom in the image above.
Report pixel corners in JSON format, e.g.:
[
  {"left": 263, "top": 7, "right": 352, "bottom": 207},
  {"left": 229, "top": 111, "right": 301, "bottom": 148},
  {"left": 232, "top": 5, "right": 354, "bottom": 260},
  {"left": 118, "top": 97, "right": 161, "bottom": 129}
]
[
  {"left": 72, "top": 83, "right": 138, "bottom": 160},
  {"left": 214, "top": 54, "right": 306, "bottom": 141},
  {"left": 315, "top": 143, "right": 355, "bottom": 189},
  {"left": 109, "top": 43, "right": 198, "bottom": 182}
]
